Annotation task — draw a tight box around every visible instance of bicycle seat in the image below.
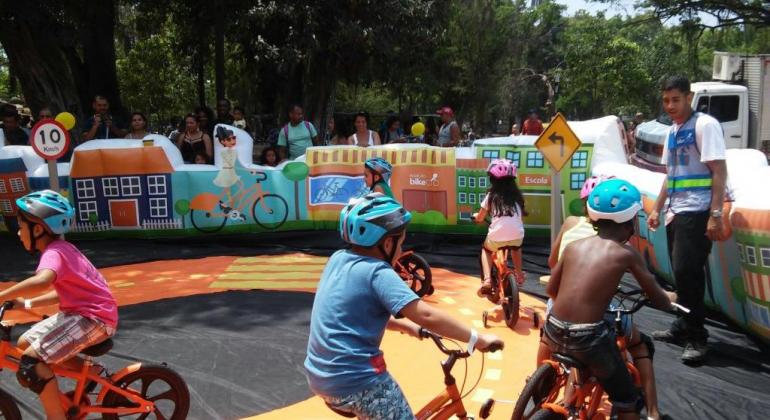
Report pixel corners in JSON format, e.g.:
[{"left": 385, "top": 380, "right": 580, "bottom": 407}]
[
  {"left": 80, "top": 338, "right": 113, "bottom": 357},
  {"left": 552, "top": 353, "right": 585, "bottom": 370}
]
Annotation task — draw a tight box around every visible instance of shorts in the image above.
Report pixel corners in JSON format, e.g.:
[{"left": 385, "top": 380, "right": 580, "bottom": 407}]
[
  {"left": 542, "top": 315, "right": 642, "bottom": 413},
  {"left": 545, "top": 299, "right": 632, "bottom": 340},
  {"left": 20, "top": 312, "right": 115, "bottom": 364},
  {"left": 320, "top": 373, "right": 414, "bottom": 420},
  {"left": 483, "top": 238, "right": 523, "bottom": 252}
]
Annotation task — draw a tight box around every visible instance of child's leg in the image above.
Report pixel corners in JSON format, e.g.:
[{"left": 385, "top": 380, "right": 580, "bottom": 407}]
[
  {"left": 628, "top": 326, "right": 659, "bottom": 420},
  {"left": 20, "top": 347, "right": 66, "bottom": 420},
  {"left": 536, "top": 339, "right": 552, "bottom": 366},
  {"left": 512, "top": 247, "right": 525, "bottom": 284},
  {"left": 479, "top": 245, "right": 493, "bottom": 295}
]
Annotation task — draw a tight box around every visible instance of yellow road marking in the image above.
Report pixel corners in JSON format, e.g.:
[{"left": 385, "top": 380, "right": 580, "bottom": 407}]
[
  {"left": 210, "top": 280, "right": 319, "bottom": 289},
  {"left": 485, "top": 369, "right": 502, "bottom": 381},
  {"left": 218, "top": 272, "right": 322, "bottom": 281},
  {"left": 459, "top": 308, "right": 474, "bottom": 316},
  {"left": 471, "top": 388, "right": 494, "bottom": 403},
  {"left": 487, "top": 350, "right": 503, "bottom": 360},
  {"left": 441, "top": 297, "right": 456, "bottom": 304},
  {"left": 472, "top": 320, "right": 484, "bottom": 329},
  {"left": 115, "top": 282, "right": 135, "bottom": 288},
  {"left": 226, "top": 264, "right": 326, "bottom": 273},
  {"left": 189, "top": 274, "right": 209, "bottom": 280},
  {"left": 234, "top": 256, "right": 328, "bottom": 264}
]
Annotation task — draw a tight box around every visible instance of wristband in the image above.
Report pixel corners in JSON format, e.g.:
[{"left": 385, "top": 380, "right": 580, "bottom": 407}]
[
  {"left": 24, "top": 299, "right": 32, "bottom": 310},
  {"left": 467, "top": 329, "right": 479, "bottom": 355}
]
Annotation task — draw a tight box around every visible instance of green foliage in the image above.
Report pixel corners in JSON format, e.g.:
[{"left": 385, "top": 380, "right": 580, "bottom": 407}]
[
  {"left": 282, "top": 162, "right": 309, "bottom": 181},
  {"left": 174, "top": 199, "right": 191, "bottom": 216},
  {"left": 88, "top": 213, "right": 99, "bottom": 225},
  {"left": 411, "top": 210, "right": 448, "bottom": 225}
]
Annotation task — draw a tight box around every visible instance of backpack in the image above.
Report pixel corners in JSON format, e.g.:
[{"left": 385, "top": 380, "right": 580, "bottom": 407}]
[{"left": 282, "top": 121, "right": 313, "bottom": 158}]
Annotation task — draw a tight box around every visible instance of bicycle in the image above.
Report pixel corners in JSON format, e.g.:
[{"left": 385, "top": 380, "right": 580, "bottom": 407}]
[
  {"left": 326, "top": 328, "right": 502, "bottom": 419},
  {"left": 0, "top": 301, "right": 190, "bottom": 419},
  {"left": 480, "top": 246, "right": 533, "bottom": 330},
  {"left": 189, "top": 170, "right": 289, "bottom": 233},
  {"left": 510, "top": 289, "right": 689, "bottom": 420},
  {"left": 395, "top": 250, "right": 434, "bottom": 298}
]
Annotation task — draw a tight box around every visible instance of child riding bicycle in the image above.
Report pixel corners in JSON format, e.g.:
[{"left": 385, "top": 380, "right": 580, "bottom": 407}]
[
  {"left": 0, "top": 190, "right": 117, "bottom": 420},
  {"left": 473, "top": 159, "right": 526, "bottom": 298},
  {"left": 544, "top": 179, "right": 676, "bottom": 420},
  {"left": 304, "top": 193, "right": 504, "bottom": 419},
  {"left": 364, "top": 157, "right": 395, "bottom": 198},
  {"left": 540, "top": 175, "right": 665, "bottom": 420}
]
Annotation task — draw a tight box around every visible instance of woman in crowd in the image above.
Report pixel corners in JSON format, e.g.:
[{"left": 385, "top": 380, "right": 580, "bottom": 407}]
[
  {"left": 176, "top": 113, "right": 213, "bottom": 163},
  {"left": 125, "top": 112, "right": 150, "bottom": 139},
  {"left": 381, "top": 115, "right": 404, "bottom": 144},
  {"left": 347, "top": 112, "right": 381, "bottom": 147}
]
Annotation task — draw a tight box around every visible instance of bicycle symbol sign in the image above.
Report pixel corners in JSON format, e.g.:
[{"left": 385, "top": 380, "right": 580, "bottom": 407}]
[{"left": 30, "top": 120, "right": 71, "bottom": 160}]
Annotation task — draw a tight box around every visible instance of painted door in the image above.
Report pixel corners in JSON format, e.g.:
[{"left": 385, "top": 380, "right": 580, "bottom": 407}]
[{"left": 109, "top": 200, "right": 139, "bottom": 227}]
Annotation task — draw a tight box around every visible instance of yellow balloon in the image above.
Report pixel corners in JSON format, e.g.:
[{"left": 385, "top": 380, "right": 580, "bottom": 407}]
[
  {"left": 55, "top": 112, "right": 76, "bottom": 131},
  {"left": 411, "top": 122, "right": 426, "bottom": 136}
]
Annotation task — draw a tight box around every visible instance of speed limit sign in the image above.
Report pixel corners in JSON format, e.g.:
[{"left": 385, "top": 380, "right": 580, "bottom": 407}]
[{"left": 30, "top": 120, "right": 71, "bottom": 160}]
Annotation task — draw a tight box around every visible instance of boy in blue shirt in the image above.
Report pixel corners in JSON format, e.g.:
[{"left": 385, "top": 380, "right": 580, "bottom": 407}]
[{"left": 305, "top": 193, "right": 504, "bottom": 419}]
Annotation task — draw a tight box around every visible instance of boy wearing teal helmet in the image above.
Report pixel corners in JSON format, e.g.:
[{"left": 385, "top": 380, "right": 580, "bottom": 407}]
[
  {"left": 0, "top": 190, "right": 117, "bottom": 420},
  {"left": 305, "top": 193, "right": 503, "bottom": 419},
  {"left": 364, "top": 157, "right": 394, "bottom": 198},
  {"left": 544, "top": 179, "right": 676, "bottom": 420}
]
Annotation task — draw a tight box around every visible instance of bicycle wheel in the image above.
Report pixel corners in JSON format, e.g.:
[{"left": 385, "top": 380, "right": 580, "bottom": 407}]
[
  {"left": 530, "top": 408, "right": 566, "bottom": 420},
  {"left": 511, "top": 363, "right": 559, "bottom": 420},
  {"left": 503, "top": 274, "right": 520, "bottom": 328},
  {"left": 189, "top": 209, "right": 227, "bottom": 233},
  {"left": 0, "top": 388, "right": 21, "bottom": 420},
  {"left": 397, "top": 253, "right": 433, "bottom": 297},
  {"left": 252, "top": 193, "right": 289, "bottom": 230},
  {"left": 101, "top": 364, "right": 190, "bottom": 420}
]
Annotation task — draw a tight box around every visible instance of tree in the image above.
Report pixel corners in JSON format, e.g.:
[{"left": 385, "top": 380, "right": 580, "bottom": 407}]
[
  {"left": 281, "top": 162, "right": 309, "bottom": 221},
  {"left": 174, "top": 199, "right": 190, "bottom": 228},
  {"left": 641, "top": 0, "right": 770, "bottom": 29}
]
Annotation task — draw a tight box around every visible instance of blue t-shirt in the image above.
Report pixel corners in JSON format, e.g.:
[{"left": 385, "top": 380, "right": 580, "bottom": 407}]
[{"left": 304, "top": 249, "right": 419, "bottom": 398}]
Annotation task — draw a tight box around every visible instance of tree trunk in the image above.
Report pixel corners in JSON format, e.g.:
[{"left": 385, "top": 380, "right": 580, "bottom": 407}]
[
  {"left": 79, "top": 1, "right": 124, "bottom": 118},
  {"left": 214, "top": 1, "right": 225, "bottom": 101}
]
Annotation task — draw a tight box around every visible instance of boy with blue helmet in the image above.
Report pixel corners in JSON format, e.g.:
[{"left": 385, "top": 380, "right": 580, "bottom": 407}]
[
  {"left": 544, "top": 179, "right": 676, "bottom": 420},
  {"left": 364, "top": 157, "right": 394, "bottom": 198},
  {"left": 0, "top": 190, "right": 117, "bottom": 420},
  {"left": 306, "top": 193, "right": 503, "bottom": 418}
]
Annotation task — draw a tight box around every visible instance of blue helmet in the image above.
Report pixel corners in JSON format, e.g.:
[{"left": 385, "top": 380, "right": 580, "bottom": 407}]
[
  {"left": 16, "top": 190, "right": 75, "bottom": 235},
  {"left": 339, "top": 193, "right": 411, "bottom": 247},
  {"left": 365, "top": 157, "right": 392, "bottom": 182},
  {"left": 587, "top": 179, "right": 642, "bottom": 224}
]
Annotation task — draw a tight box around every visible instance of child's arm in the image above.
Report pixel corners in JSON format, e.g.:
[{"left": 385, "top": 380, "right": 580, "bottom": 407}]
[
  {"left": 386, "top": 316, "right": 420, "bottom": 338},
  {"left": 400, "top": 299, "right": 503, "bottom": 351},
  {"left": 548, "top": 216, "right": 579, "bottom": 269},
  {"left": 545, "top": 258, "right": 563, "bottom": 299},
  {"left": 627, "top": 247, "right": 675, "bottom": 310},
  {"left": 473, "top": 207, "right": 488, "bottom": 224},
  {"left": 0, "top": 269, "right": 56, "bottom": 303},
  {"left": 27, "top": 290, "right": 59, "bottom": 308}
]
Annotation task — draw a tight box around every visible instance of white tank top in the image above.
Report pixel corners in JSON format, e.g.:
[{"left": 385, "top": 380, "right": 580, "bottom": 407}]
[{"left": 352, "top": 130, "right": 374, "bottom": 147}]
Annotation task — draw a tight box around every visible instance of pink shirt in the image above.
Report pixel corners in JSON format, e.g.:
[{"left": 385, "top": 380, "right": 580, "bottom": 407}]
[
  {"left": 481, "top": 194, "right": 525, "bottom": 243},
  {"left": 37, "top": 240, "right": 118, "bottom": 328}
]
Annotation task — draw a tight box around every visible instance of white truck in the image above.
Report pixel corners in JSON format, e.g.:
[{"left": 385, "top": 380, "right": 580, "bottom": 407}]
[{"left": 631, "top": 52, "right": 770, "bottom": 171}]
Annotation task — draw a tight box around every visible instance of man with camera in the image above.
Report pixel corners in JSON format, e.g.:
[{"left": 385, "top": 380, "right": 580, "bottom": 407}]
[{"left": 82, "top": 95, "right": 127, "bottom": 141}]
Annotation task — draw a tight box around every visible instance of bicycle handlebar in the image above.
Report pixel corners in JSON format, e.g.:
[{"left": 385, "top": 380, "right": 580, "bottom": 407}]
[
  {"left": 610, "top": 288, "right": 690, "bottom": 316},
  {"left": 419, "top": 328, "right": 503, "bottom": 356}
]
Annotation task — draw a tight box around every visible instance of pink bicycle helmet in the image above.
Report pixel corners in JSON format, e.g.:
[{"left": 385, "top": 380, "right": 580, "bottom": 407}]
[
  {"left": 580, "top": 174, "right": 615, "bottom": 200},
  {"left": 487, "top": 159, "right": 518, "bottom": 179}
]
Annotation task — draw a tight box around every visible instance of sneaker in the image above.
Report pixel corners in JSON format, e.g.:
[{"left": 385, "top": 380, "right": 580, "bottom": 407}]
[
  {"left": 681, "top": 341, "right": 708, "bottom": 364},
  {"left": 477, "top": 279, "right": 493, "bottom": 297},
  {"left": 651, "top": 329, "right": 686, "bottom": 346}
]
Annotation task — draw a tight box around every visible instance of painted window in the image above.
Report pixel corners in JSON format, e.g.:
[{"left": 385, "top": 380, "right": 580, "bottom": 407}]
[
  {"left": 746, "top": 246, "right": 757, "bottom": 266},
  {"left": 0, "top": 199, "right": 12, "bottom": 213},
  {"left": 571, "top": 151, "right": 588, "bottom": 168},
  {"left": 570, "top": 173, "right": 587, "bottom": 190},
  {"left": 102, "top": 178, "right": 119, "bottom": 197},
  {"left": 761, "top": 248, "right": 770, "bottom": 268},
  {"left": 479, "top": 193, "right": 485, "bottom": 204},
  {"left": 10, "top": 177, "right": 25, "bottom": 193},
  {"left": 505, "top": 151, "right": 521, "bottom": 167},
  {"left": 737, "top": 243, "right": 745, "bottom": 263},
  {"left": 150, "top": 198, "right": 168, "bottom": 218},
  {"left": 479, "top": 177, "right": 488, "bottom": 188},
  {"left": 527, "top": 151, "right": 544, "bottom": 168},
  {"left": 0, "top": 180, "right": 6, "bottom": 194},
  {"left": 78, "top": 201, "right": 97, "bottom": 221},
  {"left": 469, "top": 193, "right": 477, "bottom": 204},
  {"left": 148, "top": 176, "right": 167, "bottom": 196},
  {"left": 482, "top": 150, "right": 500, "bottom": 159},
  {"left": 121, "top": 177, "right": 141, "bottom": 196},
  {"left": 459, "top": 192, "right": 467, "bottom": 204},
  {"left": 469, "top": 177, "right": 476, "bottom": 189},
  {"left": 76, "top": 179, "right": 95, "bottom": 199},
  {"left": 458, "top": 176, "right": 467, "bottom": 188},
  {"left": 747, "top": 300, "right": 770, "bottom": 328}
]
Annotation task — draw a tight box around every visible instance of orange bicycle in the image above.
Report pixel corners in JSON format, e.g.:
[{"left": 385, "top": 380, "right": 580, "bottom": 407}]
[
  {"left": 511, "top": 289, "right": 688, "bottom": 420},
  {"left": 0, "top": 301, "right": 190, "bottom": 419},
  {"left": 481, "top": 246, "right": 534, "bottom": 330},
  {"left": 327, "top": 328, "right": 502, "bottom": 419},
  {"left": 189, "top": 170, "right": 288, "bottom": 233}
]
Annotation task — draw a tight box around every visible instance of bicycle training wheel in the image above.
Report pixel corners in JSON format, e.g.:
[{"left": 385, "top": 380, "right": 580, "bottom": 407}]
[
  {"left": 503, "top": 274, "right": 520, "bottom": 328},
  {"left": 252, "top": 193, "right": 289, "bottom": 230},
  {"left": 398, "top": 253, "right": 433, "bottom": 297},
  {"left": 190, "top": 209, "right": 227, "bottom": 233},
  {"left": 102, "top": 364, "right": 190, "bottom": 420},
  {"left": 511, "top": 363, "right": 559, "bottom": 420},
  {"left": 0, "top": 387, "right": 21, "bottom": 420}
]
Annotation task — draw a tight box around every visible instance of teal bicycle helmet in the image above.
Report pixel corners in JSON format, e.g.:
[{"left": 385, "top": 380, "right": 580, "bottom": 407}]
[
  {"left": 16, "top": 190, "right": 75, "bottom": 235},
  {"left": 365, "top": 157, "right": 393, "bottom": 182},
  {"left": 587, "top": 179, "right": 642, "bottom": 223},
  {"left": 339, "top": 193, "right": 411, "bottom": 247}
]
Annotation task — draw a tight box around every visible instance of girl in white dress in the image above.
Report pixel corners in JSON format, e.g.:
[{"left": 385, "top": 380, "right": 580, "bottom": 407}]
[{"left": 214, "top": 127, "right": 242, "bottom": 205}]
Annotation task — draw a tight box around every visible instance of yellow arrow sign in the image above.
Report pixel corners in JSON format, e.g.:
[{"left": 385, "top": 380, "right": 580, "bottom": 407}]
[{"left": 534, "top": 113, "right": 582, "bottom": 172}]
